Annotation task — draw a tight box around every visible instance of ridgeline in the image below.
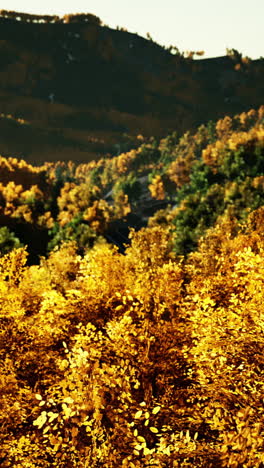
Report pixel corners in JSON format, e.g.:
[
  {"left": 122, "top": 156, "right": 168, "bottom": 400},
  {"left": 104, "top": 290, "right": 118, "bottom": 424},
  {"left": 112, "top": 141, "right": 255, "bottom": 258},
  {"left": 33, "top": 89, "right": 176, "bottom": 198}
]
[{"left": 0, "top": 9, "right": 263, "bottom": 163}]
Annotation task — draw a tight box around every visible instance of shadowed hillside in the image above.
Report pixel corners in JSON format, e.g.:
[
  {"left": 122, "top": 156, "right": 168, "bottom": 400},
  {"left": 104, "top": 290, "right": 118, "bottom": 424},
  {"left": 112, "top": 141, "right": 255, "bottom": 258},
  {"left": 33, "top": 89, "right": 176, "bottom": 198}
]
[
  {"left": 0, "top": 9, "right": 263, "bottom": 163},
  {"left": 0, "top": 106, "right": 263, "bottom": 263},
  {"left": 1, "top": 10, "right": 264, "bottom": 468},
  {"left": 0, "top": 106, "right": 264, "bottom": 467}
]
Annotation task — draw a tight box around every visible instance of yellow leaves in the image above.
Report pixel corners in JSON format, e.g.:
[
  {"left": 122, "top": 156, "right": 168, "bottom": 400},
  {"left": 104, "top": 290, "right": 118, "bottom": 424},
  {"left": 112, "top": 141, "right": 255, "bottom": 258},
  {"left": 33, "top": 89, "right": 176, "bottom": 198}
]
[
  {"left": 83, "top": 199, "right": 113, "bottom": 233},
  {"left": 58, "top": 359, "right": 69, "bottom": 371},
  {"left": 113, "top": 148, "right": 138, "bottom": 175},
  {"left": 149, "top": 175, "right": 166, "bottom": 200},
  {"left": 65, "top": 289, "right": 83, "bottom": 299},
  {"left": 192, "top": 294, "right": 200, "bottom": 303},
  {"left": 203, "top": 297, "right": 215, "bottom": 308},
  {"left": 49, "top": 435, "right": 63, "bottom": 450},
  {"left": 191, "top": 293, "right": 215, "bottom": 309},
  {"left": 167, "top": 154, "right": 193, "bottom": 188},
  {"left": 113, "top": 191, "right": 131, "bottom": 218},
  {"left": 20, "top": 184, "right": 44, "bottom": 203},
  {"left": 63, "top": 396, "right": 74, "bottom": 404},
  {"left": 0, "top": 247, "right": 28, "bottom": 283},
  {"left": 33, "top": 410, "right": 58, "bottom": 433},
  {"left": 47, "top": 412, "right": 59, "bottom": 423},
  {"left": 33, "top": 411, "right": 47, "bottom": 429},
  {"left": 216, "top": 115, "right": 233, "bottom": 140},
  {"left": 149, "top": 426, "right": 159, "bottom": 434},
  {"left": 152, "top": 406, "right": 161, "bottom": 414},
  {"left": 40, "top": 290, "right": 67, "bottom": 315},
  {"left": 134, "top": 410, "right": 143, "bottom": 419},
  {"left": 0, "top": 258, "right": 28, "bottom": 320},
  {"left": 134, "top": 444, "right": 143, "bottom": 452},
  {"left": 2, "top": 141, "right": 264, "bottom": 467},
  {"left": 1, "top": 181, "right": 23, "bottom": 203},
  {"left": 62, "top": 403, "right": 76, "bottom": 419},
  {"left": 43, "top": 425, "right": 50, "bottom": 435},
  {"left": 133, "top": 431, "right": 156, "bottom": 456},
  {"left": 38, "top": 210, "right": 54, "bottom": 229},
  {"left": 227, "top": 128, "right": 263, "bottom": 151},
  {"left": 229, "top": 295, "right": 239, "bottom": 306},
  {"left": 201, "top": 111, "right": 264, "bottom": 174},
  {"left": 236, "top": 406, "right": 252, "bottom": 421}
]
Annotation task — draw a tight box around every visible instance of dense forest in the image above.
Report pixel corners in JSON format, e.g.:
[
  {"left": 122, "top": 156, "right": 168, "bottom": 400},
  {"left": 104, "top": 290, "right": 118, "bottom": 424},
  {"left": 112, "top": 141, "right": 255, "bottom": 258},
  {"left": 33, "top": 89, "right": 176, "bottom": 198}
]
[
  {"left": 1, "top": 104, "right": 264, "bottom": 467},
  {"left": 0, "top": 10, "right": 264, "bottom": 163},
  {"left": 0, "top": 106, "right": 264, "bottom": 260},
  {"left": 1, "top": 9, "right": 264, "bottom": 468}
]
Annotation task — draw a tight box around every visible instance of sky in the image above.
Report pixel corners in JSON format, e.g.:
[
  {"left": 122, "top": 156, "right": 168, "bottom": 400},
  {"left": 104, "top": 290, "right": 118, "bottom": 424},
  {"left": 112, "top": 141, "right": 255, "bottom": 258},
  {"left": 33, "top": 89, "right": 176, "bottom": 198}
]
[{"left": 1, "top": 0, "right": 263, "bottom": 59}]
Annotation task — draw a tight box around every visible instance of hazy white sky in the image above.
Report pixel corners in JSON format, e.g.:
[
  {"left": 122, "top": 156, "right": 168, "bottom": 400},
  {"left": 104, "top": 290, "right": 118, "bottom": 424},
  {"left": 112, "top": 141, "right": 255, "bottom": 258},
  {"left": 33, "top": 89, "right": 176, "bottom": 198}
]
[{"left": 1, "top": 0, "right": 263, "bottom": 59}]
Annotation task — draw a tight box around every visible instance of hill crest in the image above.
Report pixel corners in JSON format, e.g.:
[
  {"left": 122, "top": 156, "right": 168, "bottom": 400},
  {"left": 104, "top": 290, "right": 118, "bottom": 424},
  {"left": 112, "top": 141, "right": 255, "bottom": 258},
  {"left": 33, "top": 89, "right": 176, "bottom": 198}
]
[{"left": 0, "top": 9, "right": 263, "bottom": 164}]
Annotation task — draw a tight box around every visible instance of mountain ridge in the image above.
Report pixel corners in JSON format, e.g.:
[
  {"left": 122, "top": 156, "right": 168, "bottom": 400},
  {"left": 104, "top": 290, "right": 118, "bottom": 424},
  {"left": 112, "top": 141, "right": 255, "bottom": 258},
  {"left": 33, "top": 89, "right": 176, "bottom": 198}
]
[{"left": 0, "top": 9, "right": 263, "bottom": 164}]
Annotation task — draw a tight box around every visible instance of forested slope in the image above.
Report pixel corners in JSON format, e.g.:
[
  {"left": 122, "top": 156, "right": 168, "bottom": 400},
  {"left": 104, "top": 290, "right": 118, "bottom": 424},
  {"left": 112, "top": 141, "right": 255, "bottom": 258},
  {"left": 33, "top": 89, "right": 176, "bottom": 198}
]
[
  {"left": 0, "top": 106, "right": 264, "bottom": 466},
  {"left": 0, "top": 106, "right": 263, "bottom": 260},
  {"left": 0, "top": 10, "right": 264, "bottom": 163},
  {"left": 1, "top": 204, "right": 264, "bottom": 467}
]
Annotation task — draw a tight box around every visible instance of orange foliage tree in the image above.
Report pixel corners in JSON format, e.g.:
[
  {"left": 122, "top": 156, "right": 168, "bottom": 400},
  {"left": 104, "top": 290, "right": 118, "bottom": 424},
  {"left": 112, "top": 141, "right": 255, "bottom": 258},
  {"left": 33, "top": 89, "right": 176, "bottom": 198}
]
[{"left": 1, "top": 218, "right": 264, "bottom": 466}]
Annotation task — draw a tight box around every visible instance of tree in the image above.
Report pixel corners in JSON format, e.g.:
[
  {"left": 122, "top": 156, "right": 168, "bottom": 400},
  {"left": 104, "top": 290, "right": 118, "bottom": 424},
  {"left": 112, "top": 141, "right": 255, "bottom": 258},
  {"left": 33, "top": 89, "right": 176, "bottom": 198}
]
[{"left": 0, "top": 226, "right": 23, "bottom": 255}]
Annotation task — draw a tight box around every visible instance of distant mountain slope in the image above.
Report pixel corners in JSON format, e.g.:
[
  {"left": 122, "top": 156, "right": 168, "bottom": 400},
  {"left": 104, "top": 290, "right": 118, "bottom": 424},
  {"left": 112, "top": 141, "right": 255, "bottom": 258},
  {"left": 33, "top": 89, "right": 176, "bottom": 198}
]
[
  {"left": 0, "top": 10, "right": 263, "bottom": 163},
  {"left": 0, "top": 106, "right": 263, "bottom": 262}
]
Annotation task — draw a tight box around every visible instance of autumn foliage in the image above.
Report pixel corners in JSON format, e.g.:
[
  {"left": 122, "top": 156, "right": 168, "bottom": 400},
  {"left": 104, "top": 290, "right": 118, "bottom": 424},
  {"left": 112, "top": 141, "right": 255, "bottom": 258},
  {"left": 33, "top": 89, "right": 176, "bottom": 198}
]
[
  {"left": 1, "top": 217, "right": 264, "bottom": 467},
  {"left": 1, "top": 107, "right": 264, "bottom": 466}
]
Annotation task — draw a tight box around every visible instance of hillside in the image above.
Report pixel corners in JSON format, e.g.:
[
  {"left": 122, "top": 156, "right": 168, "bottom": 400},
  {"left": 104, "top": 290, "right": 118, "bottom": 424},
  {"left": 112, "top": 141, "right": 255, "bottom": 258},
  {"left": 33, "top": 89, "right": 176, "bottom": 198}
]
[
  {"left": 0, "top": 10, "right": 264, "bottom": 163},
  {"left": 1, "top": 107, "right": 264, "bottom": 467},
  {"left": 1, "top": 11, "right": 264, "bottom": 467},
  {"left": 0, "top": 106, "right": 263, "bottom": 263}
]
